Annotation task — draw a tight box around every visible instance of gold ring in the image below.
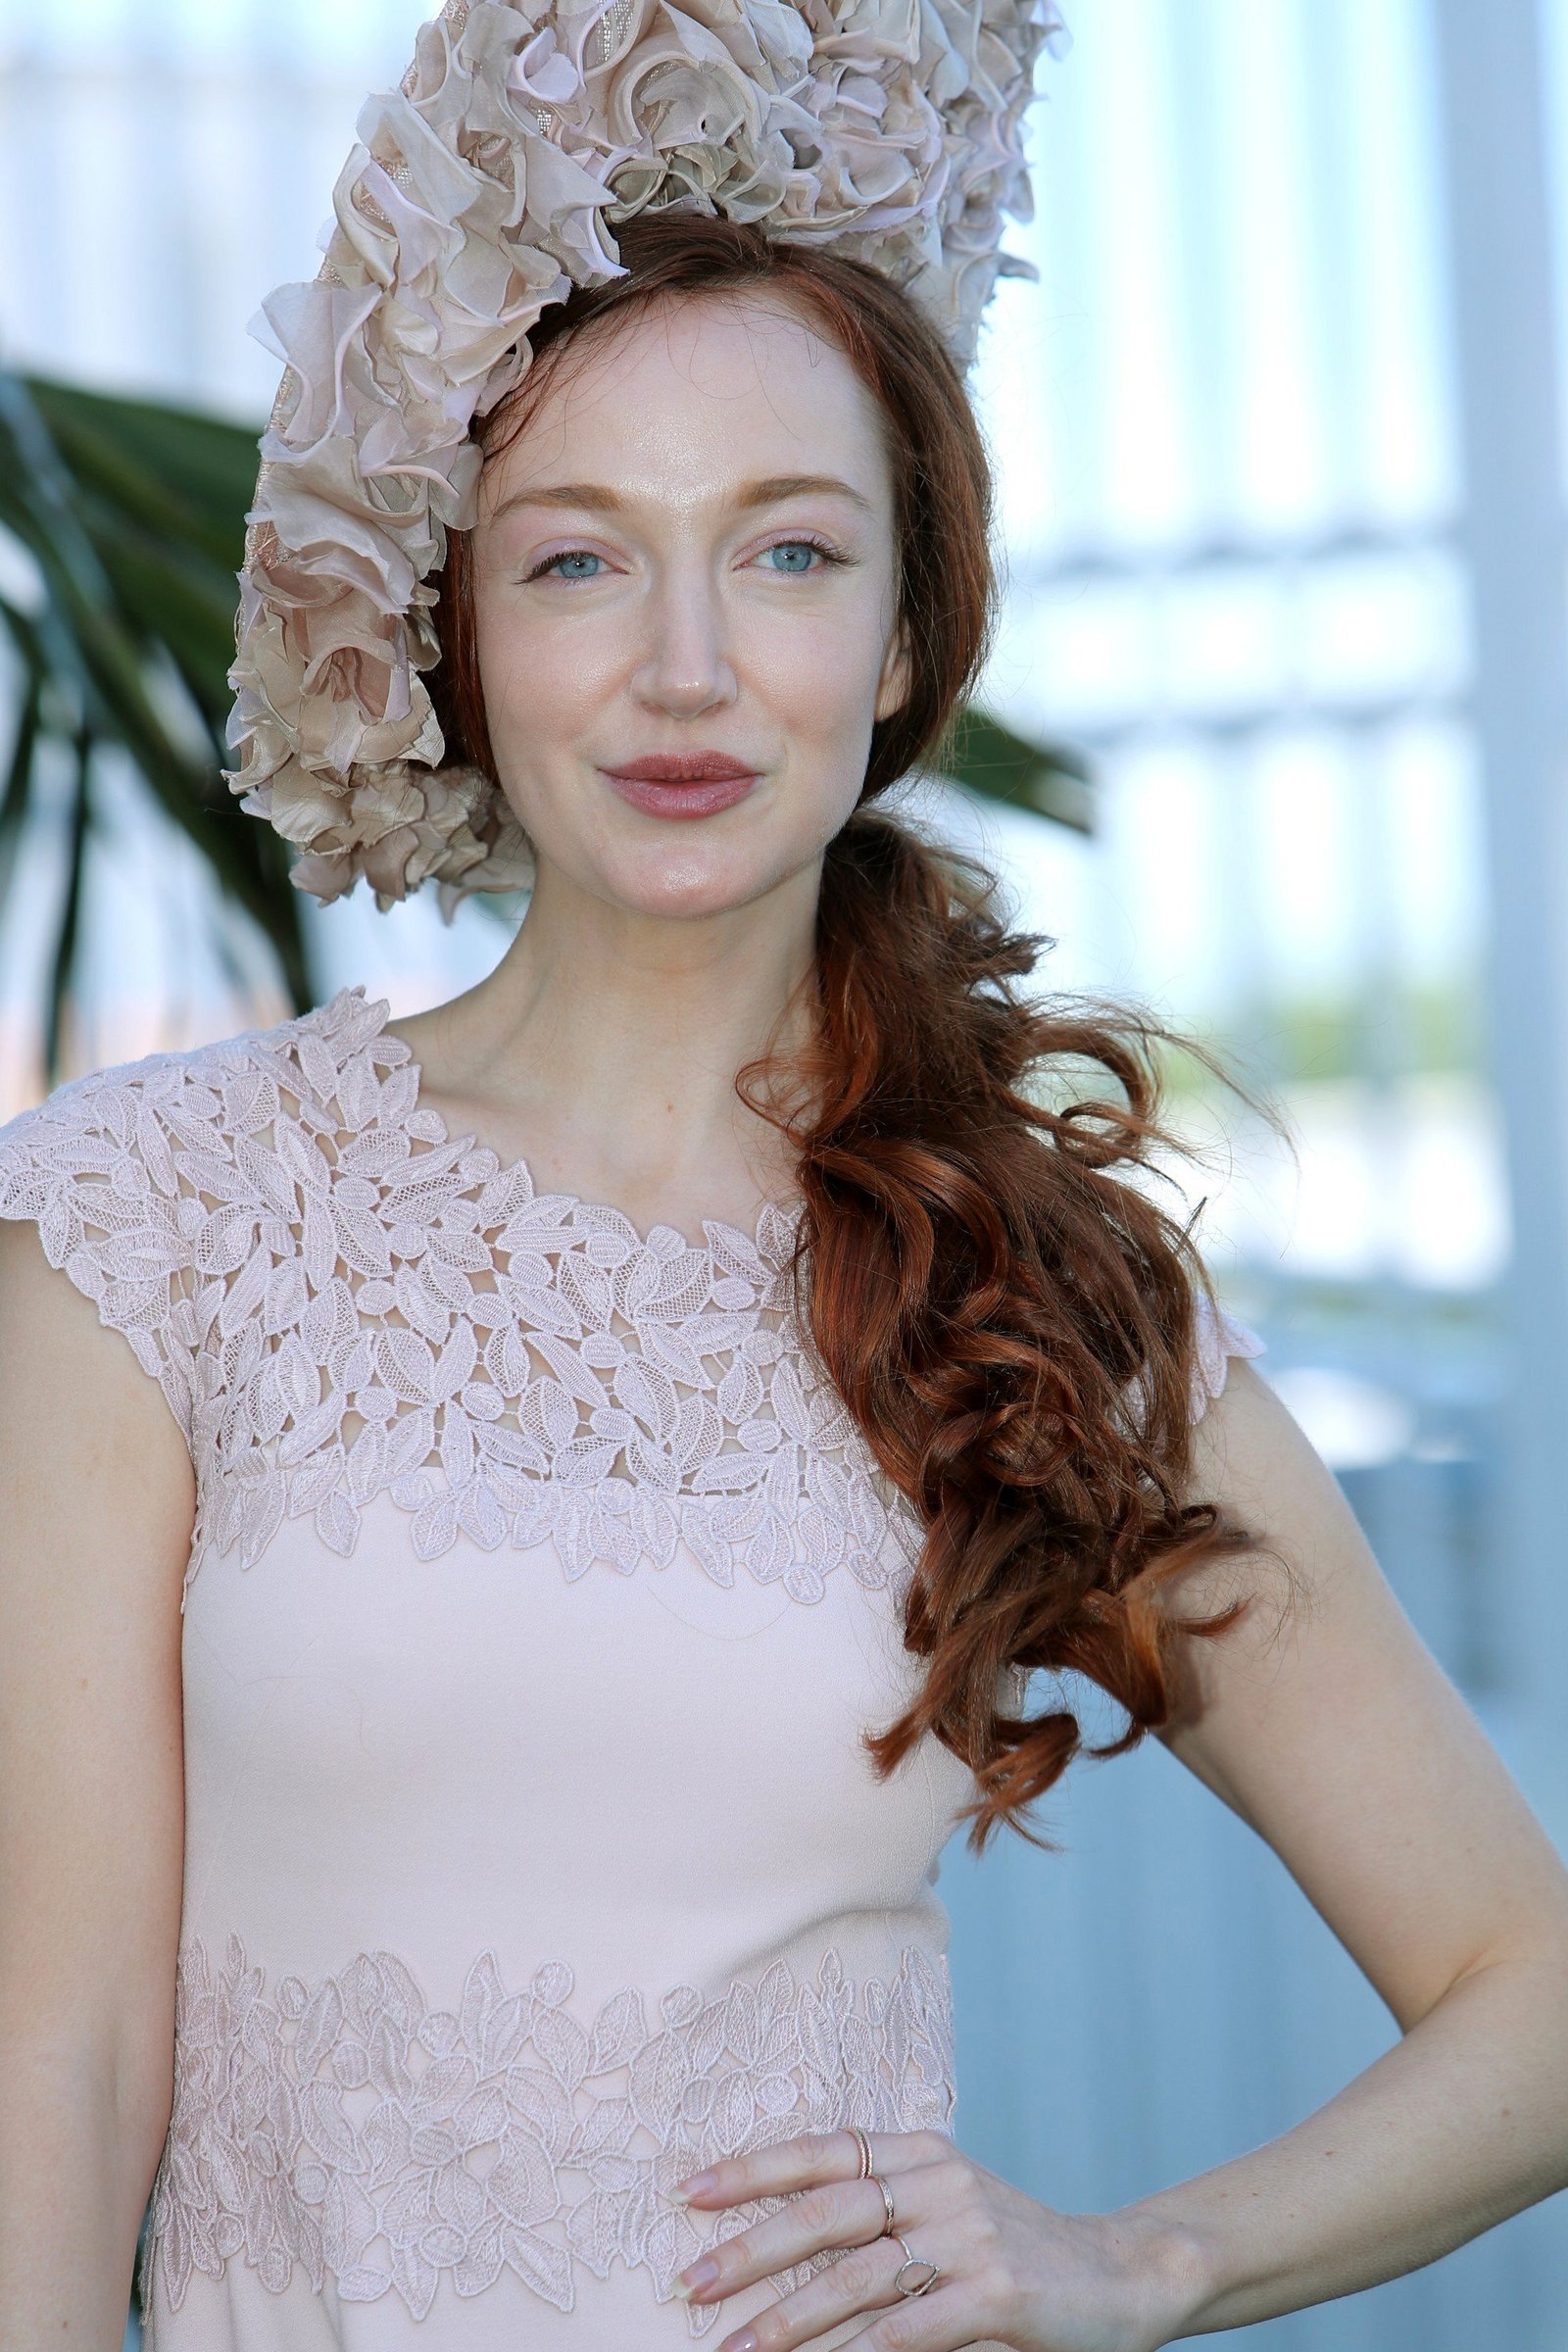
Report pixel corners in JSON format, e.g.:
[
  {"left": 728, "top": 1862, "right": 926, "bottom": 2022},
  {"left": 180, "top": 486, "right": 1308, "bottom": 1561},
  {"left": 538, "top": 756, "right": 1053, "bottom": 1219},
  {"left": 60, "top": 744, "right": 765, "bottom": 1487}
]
[
  {"left": 869, "top": 2171, "right": 897, "bottom": 2238},
  {"left": 846, "top": 2125, "right": 872, "bottom": 2180},
  {"left": 893, "top": 2234, "right": 941, "bottom": 2297}
]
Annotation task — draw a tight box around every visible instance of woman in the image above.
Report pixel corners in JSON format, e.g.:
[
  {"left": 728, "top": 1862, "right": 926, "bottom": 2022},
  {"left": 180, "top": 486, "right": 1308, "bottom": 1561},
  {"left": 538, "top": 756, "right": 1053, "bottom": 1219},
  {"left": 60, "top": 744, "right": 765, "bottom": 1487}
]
[{"left": 3, "top": 10, "right": 1568, "bottom": 2352}]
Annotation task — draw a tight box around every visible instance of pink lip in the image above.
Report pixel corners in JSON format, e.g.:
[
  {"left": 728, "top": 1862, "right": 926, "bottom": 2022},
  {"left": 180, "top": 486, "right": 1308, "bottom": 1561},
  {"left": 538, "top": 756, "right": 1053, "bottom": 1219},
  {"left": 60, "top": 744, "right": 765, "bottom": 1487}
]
[
  {"left": 600, "top": 752, "right": 760, "bottom": 819},
  {"left": 605, "top": 753, "right": 758, "bottom": 782}
]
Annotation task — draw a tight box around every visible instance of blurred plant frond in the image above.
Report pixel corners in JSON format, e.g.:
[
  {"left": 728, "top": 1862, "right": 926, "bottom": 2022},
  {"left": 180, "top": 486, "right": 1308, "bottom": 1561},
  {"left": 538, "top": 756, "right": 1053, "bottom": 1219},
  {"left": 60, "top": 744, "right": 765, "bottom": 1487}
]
[
  {"left": 935, "top": 705, "right": 1095, "bottom": 833},
  {"left": 0, "top": 368, "right": 311, "bottom": 1079},
  {"left": 0, "top": 368, "right": 1092, "bottom": 1084}
]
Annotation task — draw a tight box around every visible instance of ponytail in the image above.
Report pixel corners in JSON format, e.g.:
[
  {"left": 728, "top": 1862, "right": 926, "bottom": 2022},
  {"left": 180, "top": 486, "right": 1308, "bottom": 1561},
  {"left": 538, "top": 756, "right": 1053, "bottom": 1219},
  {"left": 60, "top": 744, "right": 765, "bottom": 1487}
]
[{"left": 734, "top": 804, "right": 1259, "bottom": 1847}]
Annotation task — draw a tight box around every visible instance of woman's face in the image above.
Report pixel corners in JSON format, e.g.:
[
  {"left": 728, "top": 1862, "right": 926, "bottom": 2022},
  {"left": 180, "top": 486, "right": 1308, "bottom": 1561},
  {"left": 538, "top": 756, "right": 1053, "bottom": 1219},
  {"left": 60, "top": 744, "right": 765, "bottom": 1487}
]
[{"left": 466, "top": 288, "right": 910, "bottom": 924}]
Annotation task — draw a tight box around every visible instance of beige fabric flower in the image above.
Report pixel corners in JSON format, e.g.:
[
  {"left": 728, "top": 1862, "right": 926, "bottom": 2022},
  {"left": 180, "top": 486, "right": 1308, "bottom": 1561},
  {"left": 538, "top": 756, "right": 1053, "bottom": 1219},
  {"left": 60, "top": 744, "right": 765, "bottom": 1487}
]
[{"left": 227, "top": 0, "right": 1068, "bottom": 914}]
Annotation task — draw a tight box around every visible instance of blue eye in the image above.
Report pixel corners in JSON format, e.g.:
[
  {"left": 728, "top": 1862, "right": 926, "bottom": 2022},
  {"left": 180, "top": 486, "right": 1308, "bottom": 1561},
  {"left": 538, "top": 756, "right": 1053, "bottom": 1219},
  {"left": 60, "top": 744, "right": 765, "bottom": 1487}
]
[
  {"left": 527, "top": 549, "right": 605, "bottom": 582},
  {"left": 760, "top": 541, "right": 825, "bottom": 573}
]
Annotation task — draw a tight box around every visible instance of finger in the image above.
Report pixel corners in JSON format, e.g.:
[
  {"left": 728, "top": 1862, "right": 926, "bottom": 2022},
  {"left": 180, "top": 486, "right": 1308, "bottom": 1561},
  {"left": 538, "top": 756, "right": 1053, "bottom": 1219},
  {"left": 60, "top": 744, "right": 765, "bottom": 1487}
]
[
  {"left": 836, "top": 2281, "right": 989, "bottom": 2352},
  {"left": 710, "top": 2232, "right": 909, "bottom": 2351},
  {"left": 675, "top": 2126, "right": 954, "bottom": 2212},
  {"left": 676, "top": 2177, "right": 894, "bottom": 2307}
]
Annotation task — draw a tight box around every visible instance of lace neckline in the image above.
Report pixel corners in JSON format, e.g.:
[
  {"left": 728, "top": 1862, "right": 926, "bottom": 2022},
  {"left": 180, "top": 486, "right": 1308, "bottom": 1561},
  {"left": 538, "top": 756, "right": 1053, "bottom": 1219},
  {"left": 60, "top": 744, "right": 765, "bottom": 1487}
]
[
  {"left": 347, "top": 985, "right": 807, "bottom": 1262},
  {"left": 2, "top": 983, "right": 923, "bottom": 1598}
]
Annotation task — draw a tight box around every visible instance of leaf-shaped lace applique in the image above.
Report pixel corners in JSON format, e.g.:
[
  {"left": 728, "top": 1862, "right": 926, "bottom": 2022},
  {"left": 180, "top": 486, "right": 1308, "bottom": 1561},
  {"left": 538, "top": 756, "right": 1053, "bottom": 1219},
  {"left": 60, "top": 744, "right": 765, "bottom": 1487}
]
[
  {"left": 138, "top": 1933, "right": 957, "bottom": 2333},
  {"left": 2, "top": 984, "right": 1263, "bottom": 1614},
  {"left": 151, "top": 985, "right": 928, "bottom": 1606}
]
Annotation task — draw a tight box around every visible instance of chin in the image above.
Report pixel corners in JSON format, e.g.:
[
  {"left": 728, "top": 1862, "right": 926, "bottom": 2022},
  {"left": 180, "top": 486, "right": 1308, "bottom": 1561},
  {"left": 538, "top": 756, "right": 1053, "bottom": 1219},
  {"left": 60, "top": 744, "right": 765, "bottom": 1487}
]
[
  {"left": 613, "top": 871, "right": 787, "bottom": 923},
  {"left": 595, "top": 842, "right": 813, "bottom": 922}
]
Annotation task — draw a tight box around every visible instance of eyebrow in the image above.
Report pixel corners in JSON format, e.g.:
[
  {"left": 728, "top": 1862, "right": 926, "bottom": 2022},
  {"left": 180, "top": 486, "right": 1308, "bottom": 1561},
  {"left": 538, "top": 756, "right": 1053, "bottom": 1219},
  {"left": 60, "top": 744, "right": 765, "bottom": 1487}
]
[{"left": 487, "top": 472, "right": 876, "bottom": 525}]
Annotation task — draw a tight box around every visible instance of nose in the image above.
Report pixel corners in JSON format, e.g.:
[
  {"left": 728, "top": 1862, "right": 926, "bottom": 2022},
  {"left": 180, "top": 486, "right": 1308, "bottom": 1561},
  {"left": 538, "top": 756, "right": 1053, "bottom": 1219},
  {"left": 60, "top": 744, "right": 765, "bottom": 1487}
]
[{"left": 629, "top": 560, "right": 739, "bottom": 720}]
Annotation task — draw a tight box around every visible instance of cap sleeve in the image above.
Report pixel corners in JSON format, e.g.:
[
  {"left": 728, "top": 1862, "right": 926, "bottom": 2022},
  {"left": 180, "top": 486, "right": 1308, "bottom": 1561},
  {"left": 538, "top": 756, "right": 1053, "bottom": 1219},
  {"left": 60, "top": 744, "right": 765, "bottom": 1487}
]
[
  {"left": 1190, "top": 1289, "right": 1266, "bottom": 1423},
  {"left": 0, "top": 1054, "right": 202, "bottom": 1451}
]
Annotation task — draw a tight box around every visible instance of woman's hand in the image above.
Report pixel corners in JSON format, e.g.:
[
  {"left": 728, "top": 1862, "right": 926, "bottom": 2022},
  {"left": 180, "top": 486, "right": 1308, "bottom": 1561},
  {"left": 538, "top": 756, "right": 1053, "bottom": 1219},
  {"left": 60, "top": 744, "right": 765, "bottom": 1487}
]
[{"left": 670, "top": 2127, "right": 1203, "bottom": 2351}]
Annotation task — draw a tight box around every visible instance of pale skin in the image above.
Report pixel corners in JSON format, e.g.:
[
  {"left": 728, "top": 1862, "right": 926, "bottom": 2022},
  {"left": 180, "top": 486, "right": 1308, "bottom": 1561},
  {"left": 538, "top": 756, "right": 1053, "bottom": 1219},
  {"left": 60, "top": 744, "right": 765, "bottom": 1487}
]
[{"left": 0, "top": 288, "right": 1565, "bottom": 2351}]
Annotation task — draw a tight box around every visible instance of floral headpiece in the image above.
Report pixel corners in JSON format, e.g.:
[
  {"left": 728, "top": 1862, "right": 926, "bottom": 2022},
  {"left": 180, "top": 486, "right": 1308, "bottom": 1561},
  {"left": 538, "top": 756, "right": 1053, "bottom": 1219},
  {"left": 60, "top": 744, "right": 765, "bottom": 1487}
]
[{"left": 227, "top": 0, "right": 1068, "bottom": 915}]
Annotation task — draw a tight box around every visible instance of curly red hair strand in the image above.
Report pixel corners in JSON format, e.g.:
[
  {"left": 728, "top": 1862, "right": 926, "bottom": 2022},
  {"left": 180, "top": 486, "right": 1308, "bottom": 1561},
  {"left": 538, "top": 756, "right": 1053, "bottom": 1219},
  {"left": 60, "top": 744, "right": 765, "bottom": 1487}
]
[{"left": 430, "top": 212, "right": 1268, "bottom": 1850}]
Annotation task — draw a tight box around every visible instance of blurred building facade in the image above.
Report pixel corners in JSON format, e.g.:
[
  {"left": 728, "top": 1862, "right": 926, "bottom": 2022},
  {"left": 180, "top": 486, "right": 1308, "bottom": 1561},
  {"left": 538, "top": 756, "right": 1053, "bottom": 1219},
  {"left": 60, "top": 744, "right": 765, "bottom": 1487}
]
[{"left": 1, "top": 2, "right": 1565, "bottom": 2343}]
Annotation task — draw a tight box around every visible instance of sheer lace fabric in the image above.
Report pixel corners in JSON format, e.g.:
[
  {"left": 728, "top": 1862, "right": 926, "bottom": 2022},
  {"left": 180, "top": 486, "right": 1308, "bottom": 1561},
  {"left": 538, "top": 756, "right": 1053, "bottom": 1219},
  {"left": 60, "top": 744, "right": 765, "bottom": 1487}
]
[
  {"left": 139, "top": 1933, "right": 954, "bottom": 2332},
  {"left": 0, "top": 986, "right": 1263, "bottom": 2348},
  {"left": 0, "top": 985, "right": 924, "bottom": 1610}
]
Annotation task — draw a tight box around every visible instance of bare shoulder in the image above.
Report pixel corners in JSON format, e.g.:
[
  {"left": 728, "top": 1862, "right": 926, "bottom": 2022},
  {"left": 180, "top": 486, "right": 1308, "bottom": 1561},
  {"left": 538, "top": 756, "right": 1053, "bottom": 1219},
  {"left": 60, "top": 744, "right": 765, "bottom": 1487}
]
[
  {"left": 1162, "top": 1350, "right": 1448, "bottom": 1739},
  {"left": 0, "top": 1208, "right": 195, "bottom": 1520},
  {"left": 1179, "top": 1352, "right": 1351, "bottom": 1623},
  {"left": 1154, "top": 1355, "right": 1568, "bottom": 2025}
]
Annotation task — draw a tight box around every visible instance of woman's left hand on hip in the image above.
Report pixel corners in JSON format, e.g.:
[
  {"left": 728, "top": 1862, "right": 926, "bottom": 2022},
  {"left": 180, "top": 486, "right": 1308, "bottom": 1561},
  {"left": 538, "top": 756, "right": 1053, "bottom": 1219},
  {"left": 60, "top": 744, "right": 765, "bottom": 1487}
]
[{"left": 670, "top": 2127, "right": 1198, "bottom": 2352}]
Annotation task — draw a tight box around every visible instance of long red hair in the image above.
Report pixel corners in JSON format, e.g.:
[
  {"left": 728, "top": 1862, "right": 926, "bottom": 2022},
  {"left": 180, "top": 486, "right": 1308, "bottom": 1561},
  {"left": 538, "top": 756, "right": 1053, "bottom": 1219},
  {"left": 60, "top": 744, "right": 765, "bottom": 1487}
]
[{"left": 429, "top": 213, "right": 1266, "bottom": 1848}]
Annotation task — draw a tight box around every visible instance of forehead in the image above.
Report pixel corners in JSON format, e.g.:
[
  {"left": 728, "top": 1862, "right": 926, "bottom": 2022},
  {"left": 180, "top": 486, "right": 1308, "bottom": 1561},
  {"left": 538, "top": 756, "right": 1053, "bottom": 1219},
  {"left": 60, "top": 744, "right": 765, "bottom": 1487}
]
[{"left": 477, "top": 289, "right": 893, "bottom": 515}]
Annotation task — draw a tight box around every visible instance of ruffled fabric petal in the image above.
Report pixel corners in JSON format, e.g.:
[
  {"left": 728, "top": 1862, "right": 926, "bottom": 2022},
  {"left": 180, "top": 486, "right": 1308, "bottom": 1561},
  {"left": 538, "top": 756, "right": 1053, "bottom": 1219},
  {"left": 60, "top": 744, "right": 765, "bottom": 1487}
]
[
  {"left": 226, "top": 0, "right": 1068, "bottom": 912},
  {"left": 1190, "top": 1292, "right": 1267, "bottom": 1424}
]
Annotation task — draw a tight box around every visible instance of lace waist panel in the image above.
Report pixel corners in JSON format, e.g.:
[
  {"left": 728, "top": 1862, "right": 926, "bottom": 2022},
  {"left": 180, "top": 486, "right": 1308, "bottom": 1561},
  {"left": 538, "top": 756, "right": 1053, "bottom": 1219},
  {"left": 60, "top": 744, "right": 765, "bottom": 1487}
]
[{"left": 139, "top": 1933, "right": 956, "bottom": 2336}]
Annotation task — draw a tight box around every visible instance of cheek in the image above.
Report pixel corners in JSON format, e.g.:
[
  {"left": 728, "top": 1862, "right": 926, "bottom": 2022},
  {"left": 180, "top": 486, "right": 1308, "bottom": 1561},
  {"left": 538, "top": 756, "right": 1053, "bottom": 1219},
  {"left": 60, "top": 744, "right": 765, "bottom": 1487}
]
[
  {"left": 732, "top": 601, "right": 892, "bottom": 735},
  {"left": 474, "top": 609, "right": 615, "bottom": 760}
]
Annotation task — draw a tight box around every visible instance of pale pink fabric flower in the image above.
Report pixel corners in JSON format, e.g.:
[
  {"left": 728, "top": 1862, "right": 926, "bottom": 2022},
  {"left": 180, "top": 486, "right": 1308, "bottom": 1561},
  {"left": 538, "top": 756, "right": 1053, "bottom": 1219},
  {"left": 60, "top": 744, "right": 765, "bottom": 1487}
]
[{"left": 227, "top": 0, "right": 1070, "bottom": 914}]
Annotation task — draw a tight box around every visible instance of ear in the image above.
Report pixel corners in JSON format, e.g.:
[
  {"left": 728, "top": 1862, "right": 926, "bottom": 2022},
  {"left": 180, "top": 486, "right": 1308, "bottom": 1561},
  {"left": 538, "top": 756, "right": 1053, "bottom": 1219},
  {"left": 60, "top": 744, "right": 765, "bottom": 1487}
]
[{"left": 873, "top": 616, "right": 914, "bottom": 723}]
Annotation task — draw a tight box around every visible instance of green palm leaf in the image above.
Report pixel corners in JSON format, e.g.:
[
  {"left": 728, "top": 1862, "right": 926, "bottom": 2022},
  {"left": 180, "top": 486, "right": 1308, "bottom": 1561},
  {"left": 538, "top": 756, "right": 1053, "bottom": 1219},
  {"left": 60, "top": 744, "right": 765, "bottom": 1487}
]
[
  {"left": 0, "top": 369, "right": 312, "bottom": 1079},
  {"left": 935, "top": 704, "right": 1093, "bottom": 832}
]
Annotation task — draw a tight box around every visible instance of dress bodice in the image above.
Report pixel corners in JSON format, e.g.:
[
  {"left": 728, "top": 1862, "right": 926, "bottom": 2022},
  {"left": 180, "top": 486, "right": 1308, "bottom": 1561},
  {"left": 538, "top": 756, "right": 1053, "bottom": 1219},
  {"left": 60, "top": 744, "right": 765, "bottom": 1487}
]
[{"left": 0, "top": 983, "right": 1263, "bottom": 2349}]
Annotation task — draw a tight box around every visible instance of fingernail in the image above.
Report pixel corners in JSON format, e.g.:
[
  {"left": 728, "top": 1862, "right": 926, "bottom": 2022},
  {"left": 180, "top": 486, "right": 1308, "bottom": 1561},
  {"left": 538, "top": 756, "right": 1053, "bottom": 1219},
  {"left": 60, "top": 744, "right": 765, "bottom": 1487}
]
[
  {"left": 677, "top": 2169, "right": 717, "bottom": 2199},
  {"left": 721, "top": 2334, "right": 760, "bottom": 2352},
  {"left": 676, "top": 2256, "right": 719, "bottom": 2299}
]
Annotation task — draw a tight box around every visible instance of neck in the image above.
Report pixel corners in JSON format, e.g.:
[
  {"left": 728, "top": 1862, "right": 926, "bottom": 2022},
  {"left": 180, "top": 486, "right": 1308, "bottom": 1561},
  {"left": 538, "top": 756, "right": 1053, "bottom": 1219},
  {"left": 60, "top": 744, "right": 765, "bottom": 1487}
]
[{"left": 395, "top": 855, "right": 823, "bottom": 1217}]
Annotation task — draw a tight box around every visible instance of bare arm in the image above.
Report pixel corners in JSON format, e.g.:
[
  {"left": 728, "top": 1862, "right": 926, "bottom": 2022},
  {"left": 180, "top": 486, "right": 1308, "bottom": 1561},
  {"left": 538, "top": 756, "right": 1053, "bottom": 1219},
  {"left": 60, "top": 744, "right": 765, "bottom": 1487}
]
[
  {"left": 0, "top": 1218, "right": 192, "bottom": 2348},
  {"left": 1125, "top": 1357, "right": 1568, "bottom": 2336},
  {"left": 619, "top": 1356, "right": 1568, "bottom": 2352}
]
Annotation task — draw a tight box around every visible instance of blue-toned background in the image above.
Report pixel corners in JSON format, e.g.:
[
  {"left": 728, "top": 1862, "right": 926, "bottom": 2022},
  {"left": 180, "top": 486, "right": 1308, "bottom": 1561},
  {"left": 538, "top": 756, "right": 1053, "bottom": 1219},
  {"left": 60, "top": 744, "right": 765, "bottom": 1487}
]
[{"left": 2, "top": 3, "right": 1565, "bottom": 2343}]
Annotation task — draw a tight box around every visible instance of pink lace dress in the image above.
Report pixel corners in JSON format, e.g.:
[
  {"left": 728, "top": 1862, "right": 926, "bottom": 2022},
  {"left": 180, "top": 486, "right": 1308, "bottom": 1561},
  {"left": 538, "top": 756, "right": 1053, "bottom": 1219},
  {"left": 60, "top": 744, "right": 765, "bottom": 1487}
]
[{"left": 0, "top": 984, "right": 1263, "bottom": 2349}]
